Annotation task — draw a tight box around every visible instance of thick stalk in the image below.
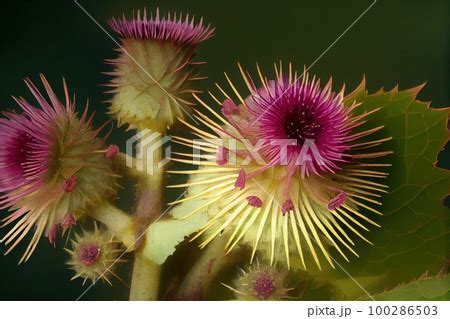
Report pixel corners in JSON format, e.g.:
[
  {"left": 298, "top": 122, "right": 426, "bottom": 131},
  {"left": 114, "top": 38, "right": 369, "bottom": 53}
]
[
  {"left": 129, "top": 132, "right": 165, "bottom": 300},
  {"left": 113, "top": 152, "right": 144, "bottom": 178},
  {"left": 177, "top": 235, "right": 230, "bottom": 300},
  {"left": 86, "top": 202, "right": 135, "bottom": 249},
  {"left": 129, "top": 252, "right": 161, "bottom": 300}
]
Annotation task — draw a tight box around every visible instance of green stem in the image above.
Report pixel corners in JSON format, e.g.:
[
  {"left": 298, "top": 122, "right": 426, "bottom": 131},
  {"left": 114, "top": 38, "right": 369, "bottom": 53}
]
[
  {"left": 129, "top": 252, "right": 161, "bottom": 300},
  {"left": 113, "top": 152, "right": 143, "bottom": 178},
  {"left": 129, "top": 131, "right": 165, "bottom": 300},
  {"left": 177, "top": 236, "right": 229, "bottom": 300},
  {"left": 86, "top": 202, "right": 135, "bottom": 249}
]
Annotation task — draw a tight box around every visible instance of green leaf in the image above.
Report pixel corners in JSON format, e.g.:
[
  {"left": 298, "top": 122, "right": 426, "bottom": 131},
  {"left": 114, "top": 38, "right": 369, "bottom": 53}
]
[
  {"left": 319, "top": 80, "right": 450, "bottom": 299},
  {"left": 367, "top": 274, "right": 450, "bottom": 301},
  {"left": 143, "top": 212, "right": 208, "bottom": 265}
]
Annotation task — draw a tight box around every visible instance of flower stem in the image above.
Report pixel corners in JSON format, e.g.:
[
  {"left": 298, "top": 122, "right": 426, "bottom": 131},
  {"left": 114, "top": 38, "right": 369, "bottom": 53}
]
[
  {"left": 86, "top": 202, "right": 135, "bottom": 249},
  {"left": 177, "top": 236, "right": 230, "bottom": 300},
  {"left": 129, "top": 252, "right": 161, "bottom": 300},
  {"left": 113, "top": 152, "right": 143, "bottom": 178},
  {"left": 128, "top": 131, "right": 165, "bottom": 300}
]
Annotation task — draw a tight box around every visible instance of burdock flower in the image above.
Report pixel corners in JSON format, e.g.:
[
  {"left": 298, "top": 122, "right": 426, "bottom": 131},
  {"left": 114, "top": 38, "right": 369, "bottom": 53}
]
[
  {"left": 65, "top": 223, "right": 124, "bottom": 285},
  {"left": 0, "top": 75, "right": 119, "bottom": 263},
  {"left": 106, "top": 8, "right": 215, "bottom": 131},
  {"left": 169, "top": 63, "right": 392, "bottom": 270},
  {"left": 223, "top": 263, "right": 291, "bottom": 300}
]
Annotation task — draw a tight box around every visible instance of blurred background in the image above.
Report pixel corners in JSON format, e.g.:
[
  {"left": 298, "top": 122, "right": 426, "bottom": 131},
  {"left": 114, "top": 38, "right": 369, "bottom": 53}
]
[{"left": 0, "top": 0, "right": 448, "bottom": 300}]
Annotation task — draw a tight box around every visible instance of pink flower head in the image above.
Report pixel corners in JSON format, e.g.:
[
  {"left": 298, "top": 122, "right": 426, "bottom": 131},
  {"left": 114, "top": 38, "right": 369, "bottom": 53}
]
[
  {"left": 78, "top": 243, "right": 100, "bottom": 266},
  {"left": 0, "top": 75, "right": 118, "bottom": 262},
  {"left": 108, "top": 8, "right": 214, "bottom": 45},
  {"left": 222, "top": 73, "right": 355, "bottom": 178},
  {"left": 105, "top": 8, "right": 215, "bottom": 131},
  {"left": 170, "top": 63, "right": 392, "bottom": 270},
  {"left": 0, "top": 76, "right": 72, "bottom": 208}
]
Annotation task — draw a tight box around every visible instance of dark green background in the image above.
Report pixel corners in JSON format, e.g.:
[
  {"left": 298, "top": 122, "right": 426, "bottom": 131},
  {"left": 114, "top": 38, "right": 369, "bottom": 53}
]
[{"left": 0, "top": 0, "right": 448, "bottom": 300}]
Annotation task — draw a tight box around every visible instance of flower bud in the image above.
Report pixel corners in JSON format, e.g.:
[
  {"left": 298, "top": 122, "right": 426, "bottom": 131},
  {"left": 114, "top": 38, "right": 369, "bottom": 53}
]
[
  {"left": 106, "top": 8, "right": 214, "bottom": 131},
  {"left": 65, "top": 223, "right": 124, "bottom": 285},
  {"left": 225, "top": 264, "right": 291, "bottom": 300}
]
